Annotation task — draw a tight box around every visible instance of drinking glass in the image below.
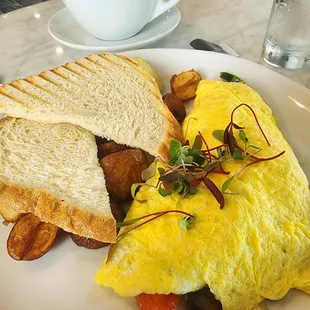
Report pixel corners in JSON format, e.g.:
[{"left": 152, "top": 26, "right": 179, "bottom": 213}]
[{"left": 262, "top": 0, "right": 310, "bottom": 69}]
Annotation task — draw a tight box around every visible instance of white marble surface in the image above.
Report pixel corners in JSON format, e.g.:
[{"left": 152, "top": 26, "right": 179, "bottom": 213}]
[{"left": 0, "top": 0, "right": 309, "bottom": 87}]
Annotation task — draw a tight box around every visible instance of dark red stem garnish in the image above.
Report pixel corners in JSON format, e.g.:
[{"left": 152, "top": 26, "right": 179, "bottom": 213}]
[
  {"left": 235, "top": 151, "right": 285, "bottom": 178},
  {"left": 199, "top": 131, "right": 212, "bottom": 162},
  {"left": 231, "top": 103, "right": 271, "bottom": 146},
  {"left": 203, "top": 177, "right": 225, "bottom": 209}
]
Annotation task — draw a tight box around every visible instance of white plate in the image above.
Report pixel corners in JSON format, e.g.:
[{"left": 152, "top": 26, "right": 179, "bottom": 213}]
[
  {"left": 47, "top": 7, "right": 181, "bottom": 52},
  {"left": 1, "top": 49, "right": 310, "bottom": 310}
]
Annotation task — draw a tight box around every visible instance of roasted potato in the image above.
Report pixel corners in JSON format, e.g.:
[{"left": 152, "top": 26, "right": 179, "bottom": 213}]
[
  {"left": 184, "top": 287, "right": 222, "bottom": 310},
  {"left": 100, "top": 149, "right": 148, "bottom": 201},
  {"left": 170, "top": 69, "right": 202, "bottom": 101},
  {"left": 162, "top": 93, "right": 186, "bottom": 122},
  {"left": 7, "top": 213, "right": 60, "bottom": 261},
  {"left": 70, "top": 200, "right": 125, "bottom": 249},
  {"left": 0, "top": 205, "right": 22, "bottom": 223},
  {"left": 98, "top": 141, "right": 130, "bottom": 159},
  {"left": 133, "top": 57, "right": 163, "bottom": 91},
  {"left": 70, "top": 234, "right": 107, "bottom": 249},
  {"left": 95, "top": 136, "right": 108, "bottom": 146}
]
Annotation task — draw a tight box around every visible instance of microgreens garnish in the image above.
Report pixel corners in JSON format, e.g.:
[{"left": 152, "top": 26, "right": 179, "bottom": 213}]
[
  {"left": 132, "top": 103, "right": 285, "bottom": 209},
  {"left": 220, "top": 72, "right": 245, "bottom": 84}
]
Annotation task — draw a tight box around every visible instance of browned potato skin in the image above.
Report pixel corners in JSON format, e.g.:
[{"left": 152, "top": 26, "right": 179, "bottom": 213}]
[
  {"left": 170, "top": 69, "right": 202, "bottom": 102},
  {"left": 95, "top": 136, "right": 108, "bottom": 145},
  {"left": 163, "top": 93, "right": 186, "bottom": 122},
  {"left": 98, "top": 141, "right": 130, "bottom": 160},
  {"left": 7, "top": 213, "right": 60, "bottom": 261},
  {"left": 70, "top": 200, "right": 125, "bottom": 249},
  {"left": 183, "top": 287, "right": 222, "bottom": 310},
  {"left": 70, "top": 234, "right": 107, "bottom": 249},
  {"left": 100, "top": 149, "right": 148, "bottom": 201}
]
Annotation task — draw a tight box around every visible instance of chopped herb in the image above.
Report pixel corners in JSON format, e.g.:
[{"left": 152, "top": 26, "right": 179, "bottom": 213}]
[
  {"left": 189, "top": 187, "right": 197, "bottom": 195},
  {"left": 158, "top": 186, "right": 173, "bottom": 197},
  {"left": 232, "top": 150, "right": 244, "bottom": 160},
  {"left": 212, "top": 130, "right": 225, "bottom": 143},
  {"left": 158, "top": 167, "right": 166, "bottom": 175},
  {"left": 178, "top": 215, "right": 196, "bottom": 231},
  {"left": 220, "top": 72, "right": 245, "bottom": 84},
  {"left": 239, "top": 130, "right": 248, "bottom": 143},
  {"left": 168, "top": 139, "right": 182, "bottom": 165},
  {"left": 192, "top": 134, "right": 203, "bottom": 150},
  {"left": 221, "top": 176, "right": 235, "bottom": 193}
]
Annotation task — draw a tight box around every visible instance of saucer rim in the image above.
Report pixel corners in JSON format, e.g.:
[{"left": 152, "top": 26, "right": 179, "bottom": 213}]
[{"left": 47, "top": 7, "right": 181, "bottom": 51}]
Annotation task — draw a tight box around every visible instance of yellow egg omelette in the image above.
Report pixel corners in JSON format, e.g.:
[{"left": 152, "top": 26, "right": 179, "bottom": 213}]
[{"left": 95, "top": 80, "right": 310, "bottom": 310}]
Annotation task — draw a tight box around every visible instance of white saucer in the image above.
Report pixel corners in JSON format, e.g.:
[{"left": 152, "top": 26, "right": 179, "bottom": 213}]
[{"left": 47, "top": 7, "right": 181, "bottom": 52}]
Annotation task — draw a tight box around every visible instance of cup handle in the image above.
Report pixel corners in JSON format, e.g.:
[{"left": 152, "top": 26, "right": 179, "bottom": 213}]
[{"left": 149, "top": 0, "right": 181, "bottom": 21}]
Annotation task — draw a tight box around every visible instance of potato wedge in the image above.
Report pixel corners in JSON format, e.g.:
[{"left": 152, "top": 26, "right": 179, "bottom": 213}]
[
  {"left": 133, "top": 57, "right": 163, "bottom": 91},
  {"left": 70, "top": 200, "right": 125, "bottom": 249},
  {"left": 0, "top": 205, "right": 22, "bottom": 223},
  {"left": 100, "top": 149, "right": 148, "bottom": 201},
  {"left": 98, "top": 141, "right": 130, "bottom": 159},
  {"left": 7, "top": 213, "right": 59, "bottom": 261},
  {"left": 162, "top": 93, "right": 186, "bottom": 122},
  {"left": 170, "top": 69, "right": 202, "bottom": 101}
]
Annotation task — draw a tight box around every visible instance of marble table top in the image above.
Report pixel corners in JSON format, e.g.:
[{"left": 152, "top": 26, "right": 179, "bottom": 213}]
[{"left": 0, "top": 0, "right": 309, "bottom": 88}]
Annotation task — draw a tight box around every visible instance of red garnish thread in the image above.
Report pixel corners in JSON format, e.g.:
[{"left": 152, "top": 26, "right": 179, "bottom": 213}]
[
  {"left": 230, "top": 103, "right": 271, "bottom": 147},
  {"left": 199, "top": 130, "right": 212, "bottom": 162},
  {"left": 234, "top": 150, "right": 285, "bottom": 178},
  {"left": 203, "top": 177, "right": 225, "bottom": 209},
  {"left": 106, "top": 210, "right": 194, "bottom": 263},
  {"left": 204, "top": 144, "right": 227, "bottom": 152}
]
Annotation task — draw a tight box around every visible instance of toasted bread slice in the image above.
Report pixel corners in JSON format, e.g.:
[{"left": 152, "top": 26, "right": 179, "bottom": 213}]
[
  {"left": 0, "top": 53, "right": 182, "bottom": 162},
  {"left": 0, "top": 118, "right": 116, "bottom": 243}
]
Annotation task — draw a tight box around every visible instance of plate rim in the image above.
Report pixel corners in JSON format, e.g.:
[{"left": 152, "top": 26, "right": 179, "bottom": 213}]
[
  {"left": 1, "top": 48, "right": 310, "bottom": 310},
  {"left": 123, "top": 48, "right": 310, "bottom": 93}
]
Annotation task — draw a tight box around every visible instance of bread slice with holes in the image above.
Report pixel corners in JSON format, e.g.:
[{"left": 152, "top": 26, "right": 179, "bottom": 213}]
[
  {"left": 0, "top": 53, "right": 182, "bottom": 162},
  {"left": 0, "top": 118, "right": 116, "bottom": 243}
]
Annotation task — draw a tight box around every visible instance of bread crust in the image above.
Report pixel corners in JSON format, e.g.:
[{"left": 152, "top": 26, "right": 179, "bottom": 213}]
[
  {"left": 0, "top": 181, "right": 116, "bottom": 243},
  {"left": 0, "top": 53, "right": 183, "bottom": 163}
]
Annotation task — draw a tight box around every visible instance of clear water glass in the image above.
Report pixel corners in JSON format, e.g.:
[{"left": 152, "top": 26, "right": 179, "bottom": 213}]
[{"left": 262, "top": 0, "right": 310, "bottom": 69}]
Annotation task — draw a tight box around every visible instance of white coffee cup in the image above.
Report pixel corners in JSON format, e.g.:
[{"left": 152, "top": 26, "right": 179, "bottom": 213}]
[{"left": 63, "top": 0, "right": 181, "bottom": 41}]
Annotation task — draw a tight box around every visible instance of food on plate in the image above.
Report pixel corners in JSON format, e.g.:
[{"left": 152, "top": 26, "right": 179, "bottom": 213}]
[
  {"left": 98, "top": 141, "right": 130, "bottom": 160},
  {"left": 100, "top": 149, "right": 148, "bottom": 201},
  {"left": 136, "top": 293, "right": 180, "bottom": 310},
  {"left": 0, "top": 53, "right": 182, "bottom": 162},
  {"left": 70, "top": 234, "right": 107, "bottom": 250},
  {"left": 0, "top": 204, "right": 22, "bottom": 223},
  {"left": 133, "top": 57, "right": 163, "bottom": 91},
  {"left": 220, "top": 72, "right": 245, "bottom": 83},
  {"left": 0, "top": 118, "right": 116, "bottom": 243},
  {"left": 71, "top": 200, "right": 125, "bottom": 249},
  {"left": 95, "top": 81, "right": 310, "bottom": 310},
  {"left": 184, "top": 287, "right": 222, "bottom": 310},
  {"left": 170, "top": 69, "right": 202, "bottom": 101},
  {"left": 162, "top": 93, "right": 186, "bottom": 122},
  {"left": 7, "top": 213, "right": 60, "bottom": 261}
]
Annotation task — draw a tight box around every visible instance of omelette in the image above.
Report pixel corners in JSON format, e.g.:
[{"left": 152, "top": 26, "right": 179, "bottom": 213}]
[{"left": 96, "top": 80, "right": 310, "bottom": 310}]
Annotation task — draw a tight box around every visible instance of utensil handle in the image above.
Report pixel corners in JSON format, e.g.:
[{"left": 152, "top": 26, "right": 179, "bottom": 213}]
[{"left": 150, "top": 0, "right": 180, "bottom": 21}]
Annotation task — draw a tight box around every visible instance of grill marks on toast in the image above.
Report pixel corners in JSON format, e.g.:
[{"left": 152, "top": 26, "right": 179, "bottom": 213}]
[{"left": 0, "top": 53, "right": 182, "bottom": 161}]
